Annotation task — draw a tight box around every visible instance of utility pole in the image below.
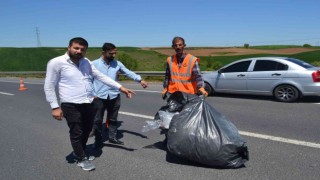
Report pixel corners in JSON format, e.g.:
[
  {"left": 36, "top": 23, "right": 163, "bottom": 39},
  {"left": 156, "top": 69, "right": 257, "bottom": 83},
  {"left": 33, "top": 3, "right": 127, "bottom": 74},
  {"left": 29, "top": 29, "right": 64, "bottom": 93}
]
[{"left": 36, "top": 27, "right": 42, "bottom": 47}]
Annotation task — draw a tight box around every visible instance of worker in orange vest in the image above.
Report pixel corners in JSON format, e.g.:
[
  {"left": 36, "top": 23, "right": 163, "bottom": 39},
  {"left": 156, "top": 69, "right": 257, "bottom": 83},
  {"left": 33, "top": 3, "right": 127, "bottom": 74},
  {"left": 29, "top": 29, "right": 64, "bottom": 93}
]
[{"left": 162, "top": 36, "right": 208, "bottom": 99}]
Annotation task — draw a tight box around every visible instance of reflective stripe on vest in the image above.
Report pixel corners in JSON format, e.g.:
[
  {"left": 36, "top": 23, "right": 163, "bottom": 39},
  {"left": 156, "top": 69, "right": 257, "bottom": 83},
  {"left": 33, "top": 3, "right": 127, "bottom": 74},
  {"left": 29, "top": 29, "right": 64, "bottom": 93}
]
[
  {"left": 167, "top": 54, "right": 198, "bottom": 94},
  {"left": 168, "top": 55, "right": 194, "bottom": 79},
  {"left": 170, "top": 78, "right": 197, "bottom": 83}
]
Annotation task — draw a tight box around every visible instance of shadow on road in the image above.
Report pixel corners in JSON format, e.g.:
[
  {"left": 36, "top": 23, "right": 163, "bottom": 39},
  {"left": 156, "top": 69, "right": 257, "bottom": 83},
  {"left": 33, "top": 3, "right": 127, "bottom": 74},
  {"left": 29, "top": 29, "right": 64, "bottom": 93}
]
[
  {"left": 118, "top": 129, "right": 148, "bottom": 139},
  {"left": 142, "top": 141, "right": 224, "bottom": 169}
]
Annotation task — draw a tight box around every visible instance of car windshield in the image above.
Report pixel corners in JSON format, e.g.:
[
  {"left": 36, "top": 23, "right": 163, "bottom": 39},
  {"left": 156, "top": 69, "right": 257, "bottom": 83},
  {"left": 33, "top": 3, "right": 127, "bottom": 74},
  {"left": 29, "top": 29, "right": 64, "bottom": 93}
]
[{"left": 285, "top": 58, "right": 314, "bottom": 69}]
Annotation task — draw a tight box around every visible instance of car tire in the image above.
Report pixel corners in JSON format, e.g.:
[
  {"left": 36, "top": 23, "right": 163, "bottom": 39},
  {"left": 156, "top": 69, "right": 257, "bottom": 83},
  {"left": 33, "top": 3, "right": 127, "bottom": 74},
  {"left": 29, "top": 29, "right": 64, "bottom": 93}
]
[
  {"left": 273, "top": 85, "right": 299, "bottom": 102},
  {"left": 204, "top": 82, "right": 213, "bottom": 96}
]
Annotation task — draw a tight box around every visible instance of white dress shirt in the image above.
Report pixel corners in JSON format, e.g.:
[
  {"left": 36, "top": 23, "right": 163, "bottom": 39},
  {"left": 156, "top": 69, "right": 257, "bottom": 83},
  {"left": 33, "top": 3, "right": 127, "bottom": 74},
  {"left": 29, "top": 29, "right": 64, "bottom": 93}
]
[{"left": 44, "top": 53, "right": 122, "bottom": 109}]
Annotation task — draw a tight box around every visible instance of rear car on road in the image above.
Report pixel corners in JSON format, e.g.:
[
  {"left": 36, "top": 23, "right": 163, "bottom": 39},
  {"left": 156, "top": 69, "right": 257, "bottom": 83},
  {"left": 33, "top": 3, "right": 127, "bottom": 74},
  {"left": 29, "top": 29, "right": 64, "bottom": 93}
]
[{"left": 202, "top": 57, "right": 320, "bottom": 102}]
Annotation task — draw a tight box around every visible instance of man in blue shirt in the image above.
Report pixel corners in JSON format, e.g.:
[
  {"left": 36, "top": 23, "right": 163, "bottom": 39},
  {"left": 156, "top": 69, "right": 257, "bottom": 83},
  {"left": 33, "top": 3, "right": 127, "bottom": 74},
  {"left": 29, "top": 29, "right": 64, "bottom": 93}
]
[{"left": 91, "top": 43, "right": 148, "bottom": 148}]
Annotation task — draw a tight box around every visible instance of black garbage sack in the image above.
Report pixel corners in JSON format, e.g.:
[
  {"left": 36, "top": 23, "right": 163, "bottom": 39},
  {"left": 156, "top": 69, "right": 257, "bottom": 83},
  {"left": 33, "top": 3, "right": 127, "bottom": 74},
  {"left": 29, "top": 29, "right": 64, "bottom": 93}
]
[
  {"left": 166, "top": 92, "right": 249, "bottom": 168},
  {"left": 142, "top": 92, "right": 188, "bottom": 132},
  {"left": 141, "top": 110, "right": 179, "bottom": 132}
]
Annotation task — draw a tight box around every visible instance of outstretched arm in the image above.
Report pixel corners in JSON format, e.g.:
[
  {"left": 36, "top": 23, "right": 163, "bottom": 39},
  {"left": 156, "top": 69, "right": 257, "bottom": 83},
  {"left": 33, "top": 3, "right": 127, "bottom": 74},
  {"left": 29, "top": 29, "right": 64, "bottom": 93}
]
[{"left": 119, "top": 86, "right": 136, "bottom": 98}]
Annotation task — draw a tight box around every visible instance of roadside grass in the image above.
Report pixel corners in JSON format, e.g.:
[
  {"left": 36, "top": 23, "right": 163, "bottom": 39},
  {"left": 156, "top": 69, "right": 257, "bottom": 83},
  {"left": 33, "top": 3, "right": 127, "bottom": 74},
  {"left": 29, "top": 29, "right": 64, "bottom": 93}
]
[
  {"left": 1, "top": 47, "right": 319, "bottom": 72},
  {"left": 0, "top": 47, "right": 63, "bottom": 71},
  {"left": 249, "top": 45, "right": 302, "bottom": 49},
  {"left": 84, "top": 47, "right": 166, "bottom": 71},
  {"left": 200, "top": 50, "right": 320, "bottom": 70},
  {"left": 249, "top": 45, "right": 320, "bottom": 49},
  {"left": 120, "top": 49, "right": 167, "bottom": 71}
]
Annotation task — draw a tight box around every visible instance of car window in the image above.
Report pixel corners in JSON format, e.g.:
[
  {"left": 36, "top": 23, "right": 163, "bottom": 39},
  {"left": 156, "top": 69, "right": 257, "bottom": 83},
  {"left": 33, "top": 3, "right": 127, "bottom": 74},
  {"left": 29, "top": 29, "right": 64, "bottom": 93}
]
[
  {"left": 222, "top": 60, "right": 251, "bottom": 73},
  {"left": 253, "top": 60, "right": 288, "bottom": 71},
  {"left": 285, "top": 58, "right": 314, "bottom": 69}
]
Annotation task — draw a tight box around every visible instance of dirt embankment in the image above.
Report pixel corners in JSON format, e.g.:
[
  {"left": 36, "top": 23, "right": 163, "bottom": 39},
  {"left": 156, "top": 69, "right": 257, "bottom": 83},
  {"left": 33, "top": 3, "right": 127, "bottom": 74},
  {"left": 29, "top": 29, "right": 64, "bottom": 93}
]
[{"left": 142, "top": 47, "right": 318, "bottom": 56}]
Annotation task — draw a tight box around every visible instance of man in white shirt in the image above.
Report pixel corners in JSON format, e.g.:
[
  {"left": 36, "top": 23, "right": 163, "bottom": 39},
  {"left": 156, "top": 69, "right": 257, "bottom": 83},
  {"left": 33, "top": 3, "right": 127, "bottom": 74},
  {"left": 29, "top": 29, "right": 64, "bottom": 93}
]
[{"left": 44, "top": 37, "right": 135, "bottom": 171}]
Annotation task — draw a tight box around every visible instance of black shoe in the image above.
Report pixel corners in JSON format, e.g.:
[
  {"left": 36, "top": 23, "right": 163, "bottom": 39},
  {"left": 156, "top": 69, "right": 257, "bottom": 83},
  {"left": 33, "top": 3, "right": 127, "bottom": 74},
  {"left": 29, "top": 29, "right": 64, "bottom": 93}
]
[
  {"left": 109, "top": 138, "right": 124, "bottom": 145},
  {"left": 93, "top": 141, "right": 103, "bottom": 150}
]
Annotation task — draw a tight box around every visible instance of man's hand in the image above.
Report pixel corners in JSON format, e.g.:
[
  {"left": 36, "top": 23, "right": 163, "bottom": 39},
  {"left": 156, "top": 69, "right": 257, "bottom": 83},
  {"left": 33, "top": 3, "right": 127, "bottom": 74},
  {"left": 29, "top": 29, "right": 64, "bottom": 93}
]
[
  {"left": 119, "top": 86, "right": 136, "bottom": 98},
  {"left": 52, "top": 108, "right": 63, "bottom": 120},
  {"left": 162, "top": 88, "right": 168, "bottom": 100},
  {"left": 198, "top": 87, "right": 208, "bottom": 97},
  {"left": 140, "top": 80, "right": 148, "bottom": 88}
]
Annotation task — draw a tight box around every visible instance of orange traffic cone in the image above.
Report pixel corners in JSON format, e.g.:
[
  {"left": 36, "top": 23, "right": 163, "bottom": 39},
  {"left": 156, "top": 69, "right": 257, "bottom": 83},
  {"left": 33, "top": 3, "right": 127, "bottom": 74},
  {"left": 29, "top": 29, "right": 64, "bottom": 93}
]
[{"left": 19, "top": 78, "right": 28, "bottom": 91}]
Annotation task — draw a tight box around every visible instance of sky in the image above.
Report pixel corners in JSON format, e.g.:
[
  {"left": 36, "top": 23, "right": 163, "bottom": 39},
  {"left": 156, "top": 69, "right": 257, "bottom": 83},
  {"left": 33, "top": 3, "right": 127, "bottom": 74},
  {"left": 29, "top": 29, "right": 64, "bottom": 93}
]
[{"left": 0, "top": 0, "right": 319, "bottom": 47}]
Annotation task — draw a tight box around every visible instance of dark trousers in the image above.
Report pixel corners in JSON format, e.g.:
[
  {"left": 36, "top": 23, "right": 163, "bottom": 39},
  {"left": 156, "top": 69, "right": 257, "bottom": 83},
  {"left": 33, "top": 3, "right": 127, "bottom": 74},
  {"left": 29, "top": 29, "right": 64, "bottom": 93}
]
[
  {"left": 92, "top": 95, "right": 121, "bottom": 142},
  {"left": 61, "top": 103, "right": 95, "bottom": 160}
]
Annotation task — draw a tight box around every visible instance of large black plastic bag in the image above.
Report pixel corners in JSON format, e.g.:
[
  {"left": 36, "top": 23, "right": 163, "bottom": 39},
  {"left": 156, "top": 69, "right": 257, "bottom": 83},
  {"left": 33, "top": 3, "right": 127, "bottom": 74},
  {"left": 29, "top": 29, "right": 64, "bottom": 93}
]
[
  {"left": 167, "top": 93, "right": 249, "bottom": 168},
  {"left": 153, "top": 91, "right": 188, "bottom": 129},
  {"left": 142, "top": 92, "right": 187, "bottom": 132}
]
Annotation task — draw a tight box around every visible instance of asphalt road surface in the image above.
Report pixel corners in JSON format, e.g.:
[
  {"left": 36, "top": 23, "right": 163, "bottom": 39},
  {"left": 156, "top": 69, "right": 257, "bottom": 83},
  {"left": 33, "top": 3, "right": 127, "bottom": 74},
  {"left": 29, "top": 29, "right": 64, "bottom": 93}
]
[{"left": 0, "top": 77, "right": 319, "bottom": 180}]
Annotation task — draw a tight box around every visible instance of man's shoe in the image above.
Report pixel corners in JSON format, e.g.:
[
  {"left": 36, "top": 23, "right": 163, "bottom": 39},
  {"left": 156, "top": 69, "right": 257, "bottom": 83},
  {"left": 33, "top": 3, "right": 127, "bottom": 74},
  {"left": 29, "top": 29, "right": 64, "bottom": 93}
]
[
  {"left": 86, "top": 156, "right": 95, "bottom": 161},
  {"left": 109, "top": 138, "right": 124, "bottom": 145},
  {"left": 73, "top": 152, "right": 95, "bottom": 161},
  {"left": 77, "top": 159, "right": 95, "bottom": 171}
]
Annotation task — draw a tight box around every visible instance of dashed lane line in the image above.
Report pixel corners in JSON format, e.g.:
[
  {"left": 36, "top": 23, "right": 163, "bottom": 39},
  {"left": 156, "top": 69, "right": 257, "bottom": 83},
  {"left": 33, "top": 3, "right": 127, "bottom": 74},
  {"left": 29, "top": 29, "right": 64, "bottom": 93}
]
[
  {"left": 0, "top": 92, "right": 14, "bottom": 95},
  {"left": 131, "top": 89, "right": 161, "bottom": 93},
  {"left": 119, "top": 111, "right": 320, "bottom": 149}
]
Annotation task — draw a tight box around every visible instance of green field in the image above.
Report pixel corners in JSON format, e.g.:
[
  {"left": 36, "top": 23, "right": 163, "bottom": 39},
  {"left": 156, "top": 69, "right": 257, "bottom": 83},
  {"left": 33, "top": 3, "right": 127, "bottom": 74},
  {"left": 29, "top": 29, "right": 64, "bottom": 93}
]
[{"left": 1, "top": 46, "right": 320, "bottom": 72}]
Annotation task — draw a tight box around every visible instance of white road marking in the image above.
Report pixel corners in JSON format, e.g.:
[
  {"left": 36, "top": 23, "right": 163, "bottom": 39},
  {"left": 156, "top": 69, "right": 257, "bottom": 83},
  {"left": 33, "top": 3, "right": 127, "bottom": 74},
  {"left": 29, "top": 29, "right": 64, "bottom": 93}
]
[
  {"left": 238, "top": 131, "right": 320, "bottom": 149},
  {"left": 0, "top": 92, "right": 14, "bottom": 95},
  {"left": 120, "top": 111, "right": 155, "bottom": 119},
  {"left": 132, "top": 90, "right": 161, "bottom": 93},
  {"left": 119, "top": 111, "right": 320, "bottom": 149}
]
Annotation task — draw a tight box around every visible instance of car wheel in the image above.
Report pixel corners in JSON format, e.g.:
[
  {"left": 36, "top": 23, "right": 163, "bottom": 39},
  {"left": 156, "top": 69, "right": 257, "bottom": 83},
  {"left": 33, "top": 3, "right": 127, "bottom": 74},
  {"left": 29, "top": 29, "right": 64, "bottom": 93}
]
[
  {"left": 273, "top": 85, "right": 299, "bottom": 102},
  {"left": 204, "top": 82, "right": 213, "bottom": 96}
]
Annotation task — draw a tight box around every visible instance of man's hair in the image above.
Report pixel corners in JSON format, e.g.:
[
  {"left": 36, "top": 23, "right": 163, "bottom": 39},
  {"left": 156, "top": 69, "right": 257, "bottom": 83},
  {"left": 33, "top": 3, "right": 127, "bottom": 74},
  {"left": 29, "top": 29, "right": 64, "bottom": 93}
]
[
  {"left": 102, "top": 43, "right": 116, "bottom": 52},
  {"left": 172, "top": 36, "right": 185, "bottom": 45},
  {"left": 69, "top": 37, "right": 88, "bottom": 47}
]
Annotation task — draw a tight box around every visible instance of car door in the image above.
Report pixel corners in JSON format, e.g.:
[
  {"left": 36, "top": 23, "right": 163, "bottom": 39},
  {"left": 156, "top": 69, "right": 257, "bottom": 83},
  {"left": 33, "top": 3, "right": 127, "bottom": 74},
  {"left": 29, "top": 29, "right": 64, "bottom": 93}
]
[
  {"left": 247, "top": 59, "right": 288, "bottom": 94},
  {"left": 215, "top": 60, "right": 251, "bottom": 93}
]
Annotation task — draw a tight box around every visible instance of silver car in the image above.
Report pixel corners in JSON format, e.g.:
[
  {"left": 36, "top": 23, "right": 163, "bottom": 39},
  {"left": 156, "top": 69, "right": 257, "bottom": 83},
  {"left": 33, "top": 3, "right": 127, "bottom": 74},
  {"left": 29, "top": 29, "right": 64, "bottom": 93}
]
[{"left": 202, "top": 57, "right": 320, "bottom": 102}]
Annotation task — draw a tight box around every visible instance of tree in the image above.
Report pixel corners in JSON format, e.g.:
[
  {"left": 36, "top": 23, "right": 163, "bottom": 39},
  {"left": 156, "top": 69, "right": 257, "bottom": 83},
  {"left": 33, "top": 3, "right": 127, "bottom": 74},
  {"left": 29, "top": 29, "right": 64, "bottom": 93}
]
[
  {"left": 303, "top": 44, "right": 312, "bottom": 47},
  {"left": 117, "top": 53, "right": 138, "bottom": 70}
]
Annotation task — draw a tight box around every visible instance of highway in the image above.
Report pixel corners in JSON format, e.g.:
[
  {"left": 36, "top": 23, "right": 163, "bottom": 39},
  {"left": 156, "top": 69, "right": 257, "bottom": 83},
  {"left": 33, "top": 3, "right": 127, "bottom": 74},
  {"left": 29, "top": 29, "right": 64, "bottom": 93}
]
[{"left": 0, "top": 77, "right": 319, "bottom": 180}]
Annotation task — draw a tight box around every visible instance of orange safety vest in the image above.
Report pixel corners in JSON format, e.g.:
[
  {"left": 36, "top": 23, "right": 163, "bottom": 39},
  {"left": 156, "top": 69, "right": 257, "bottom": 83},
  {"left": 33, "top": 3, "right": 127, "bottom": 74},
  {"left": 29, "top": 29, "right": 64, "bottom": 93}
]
[{"left": 167, "top": 53, "right": 199, "bottom": 94}]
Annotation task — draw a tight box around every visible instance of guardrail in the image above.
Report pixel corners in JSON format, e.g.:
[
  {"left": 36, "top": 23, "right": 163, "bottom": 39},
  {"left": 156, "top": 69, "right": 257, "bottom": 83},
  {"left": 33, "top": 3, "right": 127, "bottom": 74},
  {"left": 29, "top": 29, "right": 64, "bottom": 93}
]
[
  {"left": 0, "top": 71, "right": 211, "bottom": 77},
  {"left": 0, "top": 71, "right": 166, "bottom": 77}
]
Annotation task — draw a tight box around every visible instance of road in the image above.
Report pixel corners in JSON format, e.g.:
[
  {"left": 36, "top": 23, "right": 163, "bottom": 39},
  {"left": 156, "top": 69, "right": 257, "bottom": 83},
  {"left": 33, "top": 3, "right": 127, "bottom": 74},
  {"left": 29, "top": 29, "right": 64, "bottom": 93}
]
[{"left": 0, "top": 77, "right": 319, "bottom": 180}]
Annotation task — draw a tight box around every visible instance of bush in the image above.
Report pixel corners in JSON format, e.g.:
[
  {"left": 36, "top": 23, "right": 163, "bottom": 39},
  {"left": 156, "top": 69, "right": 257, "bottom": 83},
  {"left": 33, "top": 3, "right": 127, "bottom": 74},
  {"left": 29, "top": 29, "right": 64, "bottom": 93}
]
[
  {"left": 244, "top": 43, "right": 250, "bottom": 48},
  {"left": 211, "top": 61, "right": 222, "bottom": 70},
  {"left": 116, "top": 53, "right": 138, "bottom": 70},
  {"left": 311, "top": 61, "right": 320, "bottom": 67},
  {"left": 303, "top": 44, "right": 312, "bottom": 47},
  {"left": 206, "top": 59, "right": 213, "bottom": 69},
  {"left": 205, "top": 58, "right": 222, "bottom": 70}
]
